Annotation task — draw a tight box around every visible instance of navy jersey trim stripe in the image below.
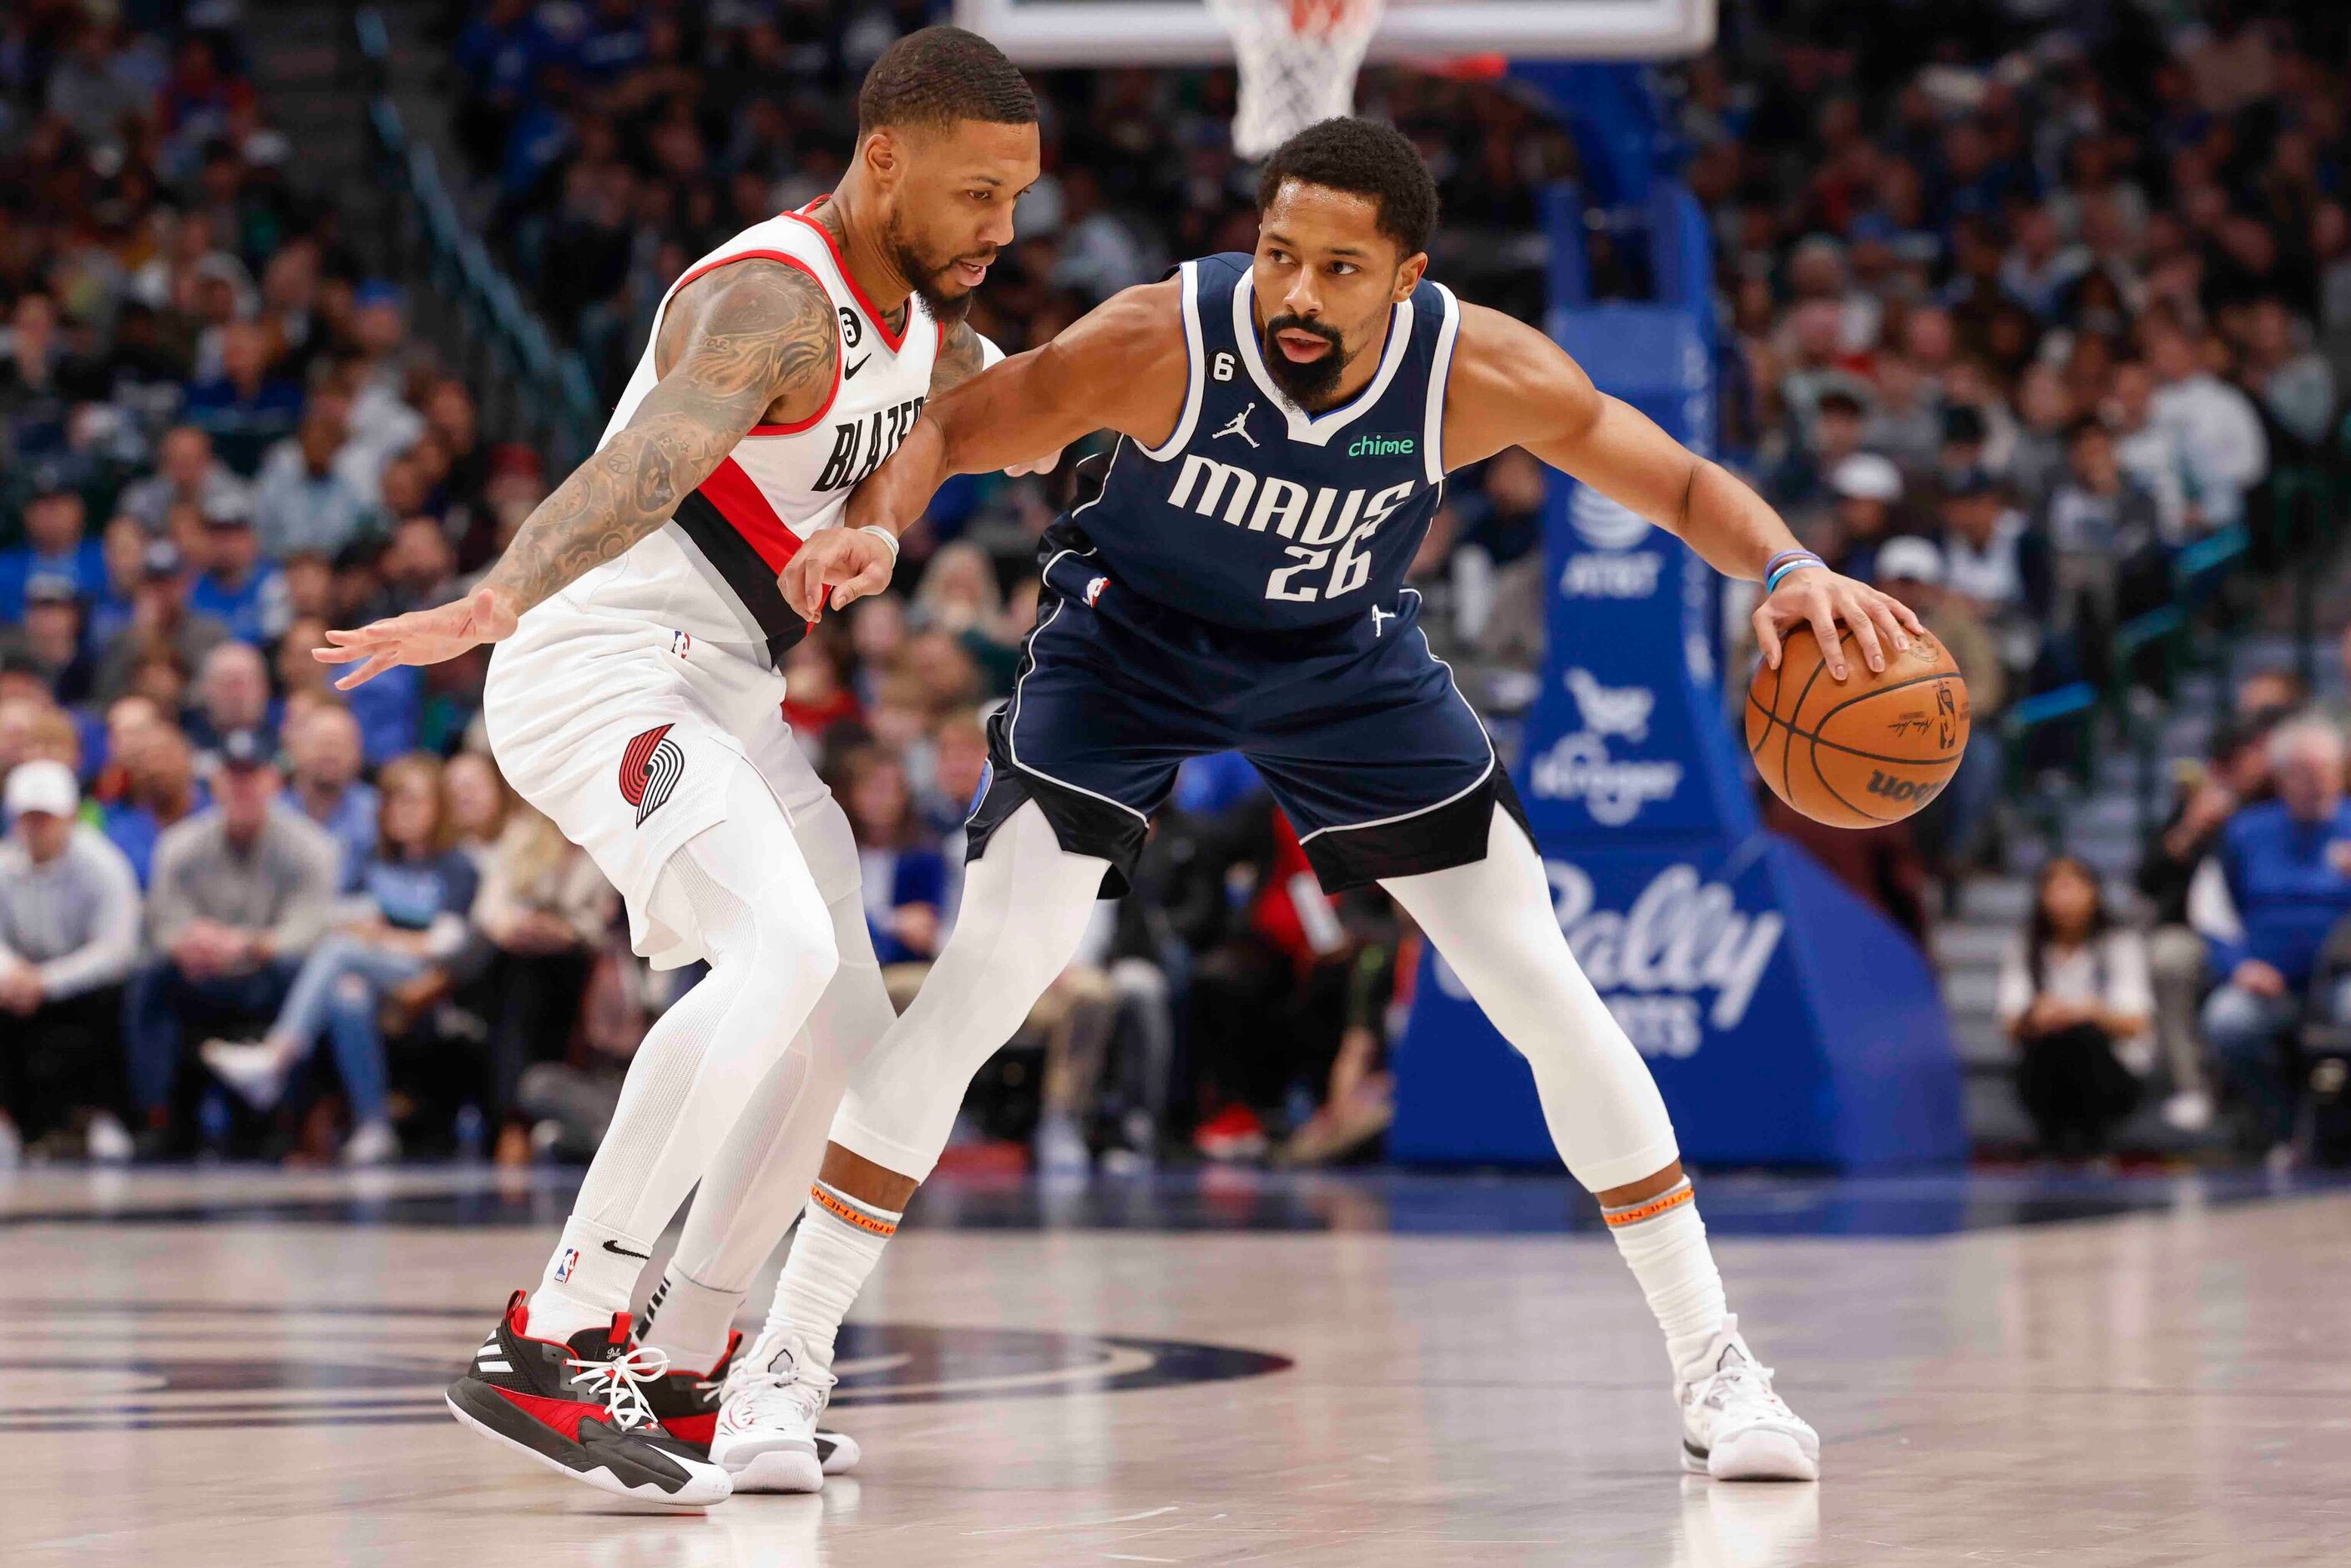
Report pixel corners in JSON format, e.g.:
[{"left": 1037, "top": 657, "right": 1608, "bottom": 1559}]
[
  {"left": 1139, "top": 261, "right": 1206, "bottom": 462},
  {"left": 1422, "top": 283, "right": 1461, "bottom": 485}
]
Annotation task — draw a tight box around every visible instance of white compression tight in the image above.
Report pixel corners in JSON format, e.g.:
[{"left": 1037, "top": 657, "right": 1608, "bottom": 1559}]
[
  {"left": 1380, "top": 807, "right": 1679, "bottom": 1192},
  {"left": 832, "top": 800, "right": 1111, "bottom": 1180},
  {"left": 533, "top": 758, "right": 842, "bottom": 1336},
  {"left": 660, "top": 819, "right": 896, "bottom": 1297}
]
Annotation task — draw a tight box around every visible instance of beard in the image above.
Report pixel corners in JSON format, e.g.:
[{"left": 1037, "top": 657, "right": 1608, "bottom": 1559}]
[
  {"left": 887, "top": 217, "right": 987, "bottom": 326},
  {"left": 1259, "top": 312, "right": 1352, "bottom": 407}
]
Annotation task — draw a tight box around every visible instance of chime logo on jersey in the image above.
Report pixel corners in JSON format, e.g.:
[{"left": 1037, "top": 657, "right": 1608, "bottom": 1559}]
[
  {"left": 618, "top": 723, "right": 685, "bottom": 827},
  {"left": 813, "top": 394, "right": 927, "bottom": 491}
]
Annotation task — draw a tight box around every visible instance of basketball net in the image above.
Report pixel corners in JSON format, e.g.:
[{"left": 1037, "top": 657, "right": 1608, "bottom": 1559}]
[{"left": 1207, "top": 0, "right": 1387, "bottom": 159}]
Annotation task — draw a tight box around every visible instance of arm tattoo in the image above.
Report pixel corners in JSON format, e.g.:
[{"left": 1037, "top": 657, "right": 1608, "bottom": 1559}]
[
  {"left": 931, "top": 321, "right": 989, "bottom": 397},
  {"left": 479, "top": 260, "right": 839, "bottom": 615}
]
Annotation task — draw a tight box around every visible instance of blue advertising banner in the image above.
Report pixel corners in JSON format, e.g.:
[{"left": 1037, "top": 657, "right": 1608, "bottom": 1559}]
[{"left": 1389, "top": 302, "right": 1965, "bottom": 1171}]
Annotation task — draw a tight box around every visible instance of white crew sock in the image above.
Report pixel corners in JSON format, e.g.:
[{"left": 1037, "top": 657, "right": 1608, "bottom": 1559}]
[
  {"left": 762, "top": 1181, "right": 901, "bottom": 1375},
  {"left": 530, "top": 1212, "right": 655, "bottom": 1343},
  {"left": 638, "top": 1266, "right": 751, "bottom": 1373},
  {"left": 1601, "top": 1178, "right": 1731, "bottom": 1380}
]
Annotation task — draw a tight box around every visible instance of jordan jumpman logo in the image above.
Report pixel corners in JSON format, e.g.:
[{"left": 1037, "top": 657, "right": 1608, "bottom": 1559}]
[{"left": 1214, "top": 403, "right": 1259, "bottom": 448}]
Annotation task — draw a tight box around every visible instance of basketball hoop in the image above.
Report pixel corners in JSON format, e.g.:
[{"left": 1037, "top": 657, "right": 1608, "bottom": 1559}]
[{"left": 1207, "top": 0, "right": 1387, "bottom": 159}]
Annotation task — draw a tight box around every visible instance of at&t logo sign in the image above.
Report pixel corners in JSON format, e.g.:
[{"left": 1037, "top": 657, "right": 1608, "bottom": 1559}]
[{"left": 1562, "top": 485, "right": 1663, "bottom": 599}]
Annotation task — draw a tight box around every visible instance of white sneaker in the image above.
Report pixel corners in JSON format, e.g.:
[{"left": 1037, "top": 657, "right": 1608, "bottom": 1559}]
[
  {"left": 200, "top": 1038, "right": 291, "bottom": 1112},
  {"left": 2161, "top": 1090, "right": 2213, "bottom": 1133},
  {"left": 84, "top": 1113, "right": 134, "bottom": 1164},
  {"left": 341, "top": 1119, "right": 402, "bottom": 1166},
  {"left": 1677, "top": 1318, "right": 1820, "bottom": 1481},
  {"left": 1035, "top": 1110, "right": 1090, "bottom": 1176},
  {"left": 710, "top": 1330, "right": 833, "bottom": 1493}
]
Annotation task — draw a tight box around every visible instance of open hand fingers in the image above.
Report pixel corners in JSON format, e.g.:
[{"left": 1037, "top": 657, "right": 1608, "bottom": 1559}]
[
  {"left": 1839, "top": 588, "right": 1888, "bottom": 673},
  {"left": 1807, "top": 594, "right": 1849, "bottom": 680},
  {"left": 1752, "top": 604, "right": 1784, "bottom": 670},
  {"left": 332, "top": 650, "right": 402, "bottom": 691}
]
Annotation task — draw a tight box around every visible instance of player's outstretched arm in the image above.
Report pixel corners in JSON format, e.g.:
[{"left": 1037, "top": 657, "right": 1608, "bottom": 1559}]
[
  {"left": 316, "top": 260, "right": 839, "bottom": 688},
  {"left": 783, "top": 281, "right": 1187, "bottom": 620},
  {"left": 1442, "top": 303, "right": 1921, "bottom": 680}
]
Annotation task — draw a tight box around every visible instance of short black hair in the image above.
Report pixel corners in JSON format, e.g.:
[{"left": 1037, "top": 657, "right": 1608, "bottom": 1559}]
[
  {"left": 1256, "top": 118, "right": 1438, "bottom": 258},
  {"left": 857, "top": 26, "right": 1037, "bottom": 138}
]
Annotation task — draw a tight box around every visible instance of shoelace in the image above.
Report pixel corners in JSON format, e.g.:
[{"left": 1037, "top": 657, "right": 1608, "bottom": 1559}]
[
  {"left": 1710, "top": 1357, "right": 1793, "bottom": 1419},
  {"left": 727, "top": 1347, "right": 837, "bottom": 1428},
  {"left": 564, "top": 1344, "right": 671, "bottom": 1434}
]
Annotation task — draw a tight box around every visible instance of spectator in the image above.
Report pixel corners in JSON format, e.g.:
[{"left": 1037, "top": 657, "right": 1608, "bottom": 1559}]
[
  {"left": 1998, "top": 856, "right": 2151, "bottom": 1161},
  {"left": 837, "top": 746, "right": 946, "bottom": 972},
  {"left": 86, "top": 515, "right": 150, "bottom": 651},
  {"left": 2193, "top": 719, "right": 2351, "bottom": 1170},
  {"left": 281, "top": 705, "right": 377, "bottom": 891},
  {"left": 253, "top": 402, "right": 381, "bottom": 560},
  {"left": 2033, "top": 417, "right": 2166, "bottom": 646},
  {"left": 200, "top": 755, "right": 480, "bottom": 1166},
  {"left": 781, "top": 637, "right": 863, "bottom": 764},
  {"left": 3, "top": 577, "right": 98, "bottom": 707},
  {"left": 124, "top": 731, "right": 339, "bottom": 1156},
  {"left": 471, "top": 805, "right": 614, "bottom": 1165},
  {"left": 443, "top": 750, "right": 513, "bottom": 862},
  {"left": 103, "top": 724, "right": 205, "bottom": 888},
  {"left": 1823, "top": 453, "right": 1903, "bottom": 581},
  {"left": 181, "top": 320, "right": 304, "bottom": 478},
  {"left": 0, "top": 761, "right": 141, "bottom": 1166},
  {"left": 0, "top": 479, "right": 107, "bottom": 622},
  {"left": 1936, "top": 470, "right": 2037, "bottom": 625},
  {"left": 186, "top": 504, "right": 291, "bottom": 647},
  {"left": 119, "top": 427, "right": 255, "bottom": 534},
  {"left": 2137, "top": 718, "right": 2276, "bottom": 1136},
  {"left": 2146, "top": 324, "right": 2268, "bottom": 534},
  {"left": 186, "top": 641, "right": 277, "bottom": 761},
  {"left": 2106, "top": 361, "right": 2194, "bottom": 544},
  {"left": 94, "top": 542, "right": 232, "bottom": 706},
  {"left": 2239, "top": 296, "right": 2335, "bottom": 452}
]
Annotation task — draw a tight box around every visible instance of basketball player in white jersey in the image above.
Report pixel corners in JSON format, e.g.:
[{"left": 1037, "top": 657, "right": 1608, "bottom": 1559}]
[{"left": 318, "top": 28, "right": 1044, "bottom": 1505}]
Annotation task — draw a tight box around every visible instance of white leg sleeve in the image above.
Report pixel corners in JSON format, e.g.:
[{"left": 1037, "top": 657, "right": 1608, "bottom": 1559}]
[
  {"left": 664, "top": 794, "right": 897, "bottom": 1296},
  {"left": 565, "top": 757, "right": 842, "bottom": 1243},
  {"left": 1380, "top": 807, "right": 1680, "bottom": 1193},
  {"left": 832, "top": 800, "right": 1110, "bottom": 1180}
]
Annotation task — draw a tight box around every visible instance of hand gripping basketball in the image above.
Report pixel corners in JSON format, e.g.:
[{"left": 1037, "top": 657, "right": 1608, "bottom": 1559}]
[{"left": 1751, "top": 567, "right": 1922, "bottom": 680}]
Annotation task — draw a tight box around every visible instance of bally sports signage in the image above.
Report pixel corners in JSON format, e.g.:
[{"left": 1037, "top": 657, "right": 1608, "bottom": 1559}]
[{"left": 1389, "top": 299, "right": 1964, "bottom": 1171}]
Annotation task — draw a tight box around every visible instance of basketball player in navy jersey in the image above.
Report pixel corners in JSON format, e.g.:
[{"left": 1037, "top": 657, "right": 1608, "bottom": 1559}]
[{"left": 766, "top": 119, "right": 1923, "bottom": 1484}]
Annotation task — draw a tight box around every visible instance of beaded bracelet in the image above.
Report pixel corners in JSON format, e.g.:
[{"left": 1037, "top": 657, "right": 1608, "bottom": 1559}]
[{"left": 1763, "top": 556, "right": 1827, "bottom": 595}]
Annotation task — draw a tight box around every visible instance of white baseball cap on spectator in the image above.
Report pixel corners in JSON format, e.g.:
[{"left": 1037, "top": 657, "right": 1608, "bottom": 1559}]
[
  {"left": 1829, "top": 453, "right": 1903, "bottom": 504},
  {"left": 1873, "top": 536, "right": 1945, "bottom": 587},
  {"left": 6, "top": 758, "right": 79, "bottom": 821}
]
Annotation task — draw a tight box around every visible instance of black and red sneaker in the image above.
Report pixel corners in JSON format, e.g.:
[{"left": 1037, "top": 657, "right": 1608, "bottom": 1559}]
[
  {"left": 636, "top": 1328, "right": 863, "bottom": 1476},
  {"left": 445, "top": 1291, "right": 732, "bottom": 1506}
]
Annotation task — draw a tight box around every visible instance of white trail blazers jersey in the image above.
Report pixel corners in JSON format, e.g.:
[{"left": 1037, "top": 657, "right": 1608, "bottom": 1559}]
[{"left": 550, "top": 197, "right": 942, "bottom": 655}]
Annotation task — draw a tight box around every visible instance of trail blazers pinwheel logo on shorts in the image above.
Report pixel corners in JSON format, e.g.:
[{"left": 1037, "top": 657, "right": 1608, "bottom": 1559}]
[{"left": 619, "top": 724, "right": 685, "bottom": 827}]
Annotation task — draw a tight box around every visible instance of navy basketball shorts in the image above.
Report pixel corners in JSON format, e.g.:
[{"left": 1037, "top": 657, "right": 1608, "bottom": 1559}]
[{"left": 967, "top": 535, "right": 1526, "bottom": 895}]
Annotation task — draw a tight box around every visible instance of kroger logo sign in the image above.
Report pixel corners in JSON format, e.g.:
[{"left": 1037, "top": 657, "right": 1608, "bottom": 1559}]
[
  {"left": 1528, "top": 670, "right": 1679, "bottom": 826},
  {"left": 1438, "top": 864, "right": 1783, "bottom": 1059}
]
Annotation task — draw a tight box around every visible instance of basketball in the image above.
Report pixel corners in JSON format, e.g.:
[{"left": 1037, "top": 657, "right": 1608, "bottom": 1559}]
[{"left": 1745, "top": 624, "right": 1969, "bottom": 827}]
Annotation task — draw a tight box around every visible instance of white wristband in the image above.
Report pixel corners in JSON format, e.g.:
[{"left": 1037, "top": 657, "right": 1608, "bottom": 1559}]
[{"left": 857, "top": 524, "right": 902, "bottom": 559}]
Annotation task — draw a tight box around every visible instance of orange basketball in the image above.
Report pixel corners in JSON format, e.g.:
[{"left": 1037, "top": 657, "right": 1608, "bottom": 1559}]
[{"left": 1744, "top": 625, "right": 1969, "bottom": 827}]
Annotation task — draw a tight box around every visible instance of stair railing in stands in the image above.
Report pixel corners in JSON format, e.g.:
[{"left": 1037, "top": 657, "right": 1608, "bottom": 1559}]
[{"left": 352, "top": 8, "right": 600, "bottom": 478}]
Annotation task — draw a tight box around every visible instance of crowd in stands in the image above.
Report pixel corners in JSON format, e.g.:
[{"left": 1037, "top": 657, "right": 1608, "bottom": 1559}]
[{"left": 7, "top": 0, "right": 2351, "bottom": 1170}]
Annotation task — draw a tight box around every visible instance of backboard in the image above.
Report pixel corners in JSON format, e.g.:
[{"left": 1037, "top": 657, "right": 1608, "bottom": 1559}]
[{"left": 954, "top": 0, "right": 1716, "bottom": 66}]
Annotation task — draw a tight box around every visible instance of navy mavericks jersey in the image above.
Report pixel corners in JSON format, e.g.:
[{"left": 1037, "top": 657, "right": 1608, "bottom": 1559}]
[{"left": 1077, "top": 251, "right": 1460, "bottom": 631}]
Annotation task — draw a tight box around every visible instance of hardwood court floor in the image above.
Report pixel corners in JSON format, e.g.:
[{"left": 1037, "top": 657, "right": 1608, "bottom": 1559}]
[{"left": 4, "top": 1166, "right": 2349, "bottom": 1567}]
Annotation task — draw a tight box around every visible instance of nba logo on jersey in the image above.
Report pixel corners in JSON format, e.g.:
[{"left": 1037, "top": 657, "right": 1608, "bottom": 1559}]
[
  {"left": 1085, "top": 575, "right": 1109, "bottom": 606},
  {"left": 554, "top": 1247, "right": 579, "bottom": 1284}
]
